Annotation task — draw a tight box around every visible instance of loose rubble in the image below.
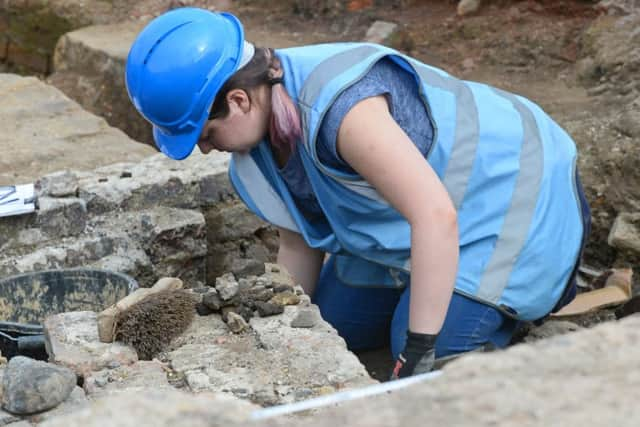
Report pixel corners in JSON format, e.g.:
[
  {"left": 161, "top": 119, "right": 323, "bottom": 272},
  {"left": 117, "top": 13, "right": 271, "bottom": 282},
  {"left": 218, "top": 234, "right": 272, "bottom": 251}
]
[{"left": 193, "top": 264, "right": 308, "bottom": 334}]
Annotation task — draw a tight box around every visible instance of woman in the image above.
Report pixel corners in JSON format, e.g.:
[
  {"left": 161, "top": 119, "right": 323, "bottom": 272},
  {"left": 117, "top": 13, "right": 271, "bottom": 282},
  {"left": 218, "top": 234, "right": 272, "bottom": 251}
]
[{"left": 125, "top": 8, "right": 590, "bottom": 379}]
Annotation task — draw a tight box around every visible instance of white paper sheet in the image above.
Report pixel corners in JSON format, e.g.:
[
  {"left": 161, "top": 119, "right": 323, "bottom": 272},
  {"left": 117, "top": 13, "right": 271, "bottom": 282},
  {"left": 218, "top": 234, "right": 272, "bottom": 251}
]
[{"left": 0, "top": 183, "right": 36, "bottom": 218}]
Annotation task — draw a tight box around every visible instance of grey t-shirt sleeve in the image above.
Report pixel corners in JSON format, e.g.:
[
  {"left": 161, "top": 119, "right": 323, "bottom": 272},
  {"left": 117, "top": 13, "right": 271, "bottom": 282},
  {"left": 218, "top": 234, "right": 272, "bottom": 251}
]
[{"left": 316, "top": 57, "right": 434, "bottom": 174}]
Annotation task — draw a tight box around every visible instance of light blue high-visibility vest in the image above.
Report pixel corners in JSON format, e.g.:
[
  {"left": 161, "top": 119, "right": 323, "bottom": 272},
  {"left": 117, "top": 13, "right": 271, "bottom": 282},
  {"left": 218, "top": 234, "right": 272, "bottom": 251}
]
[{"left": 229, "top": 43, "right": 584, "bottom": 321}]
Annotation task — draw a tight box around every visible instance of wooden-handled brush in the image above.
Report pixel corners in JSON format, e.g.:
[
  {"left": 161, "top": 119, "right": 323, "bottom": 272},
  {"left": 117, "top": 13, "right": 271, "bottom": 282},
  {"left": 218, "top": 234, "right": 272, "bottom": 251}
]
[{"left": 97, "top": 278, "right": 196, "bottom": 360}]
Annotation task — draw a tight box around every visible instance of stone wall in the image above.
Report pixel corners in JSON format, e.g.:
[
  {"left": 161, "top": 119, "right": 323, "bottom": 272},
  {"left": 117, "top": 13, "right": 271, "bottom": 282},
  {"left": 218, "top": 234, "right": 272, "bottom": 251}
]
[{"left": 0, "top": 150, "right": 277, "bottom": 288}]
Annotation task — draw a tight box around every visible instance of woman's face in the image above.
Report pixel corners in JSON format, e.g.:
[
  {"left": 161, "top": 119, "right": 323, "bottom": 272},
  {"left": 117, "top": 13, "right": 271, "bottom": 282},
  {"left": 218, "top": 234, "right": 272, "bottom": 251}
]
[{"left": 197, "top": 87, "right": 270, "bottom": 154}]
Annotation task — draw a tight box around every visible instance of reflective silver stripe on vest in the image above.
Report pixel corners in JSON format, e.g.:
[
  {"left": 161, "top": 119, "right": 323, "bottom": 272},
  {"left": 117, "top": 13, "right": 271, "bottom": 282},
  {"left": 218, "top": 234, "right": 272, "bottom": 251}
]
[
  {"left": 299, "top": 45, "right": 380, "bottom": 116},
  {"left": 299, "top": 45, "right": 390, "bottom": 204},
  {"left": 232, "top": 152, "right": 299, "bottom": 232},
  {"left": 475, "top": 89, "right": 543, "bottom": 303},
  {"left": 410, "top": 62, "right": 479, "bottom": 210}
]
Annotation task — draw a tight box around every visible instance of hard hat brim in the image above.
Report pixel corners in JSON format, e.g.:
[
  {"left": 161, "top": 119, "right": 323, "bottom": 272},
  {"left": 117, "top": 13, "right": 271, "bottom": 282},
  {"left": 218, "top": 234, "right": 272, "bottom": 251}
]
[{"left": 153, "top": 123, "right": 203, "bottom": 160}]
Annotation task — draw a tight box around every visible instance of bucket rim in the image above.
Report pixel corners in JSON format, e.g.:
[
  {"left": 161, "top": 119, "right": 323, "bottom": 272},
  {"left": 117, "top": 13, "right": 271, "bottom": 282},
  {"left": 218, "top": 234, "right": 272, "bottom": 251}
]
[
  {"left": 0, "top": 267, "right": 140, "bottom": 327},
  {"left": 0, "top": 267, "right": 139, "bottom": 293}
]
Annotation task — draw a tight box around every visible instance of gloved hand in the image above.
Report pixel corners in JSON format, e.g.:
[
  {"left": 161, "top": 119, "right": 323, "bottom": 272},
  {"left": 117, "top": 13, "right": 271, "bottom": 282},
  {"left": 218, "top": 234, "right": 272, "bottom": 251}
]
[{"left": 390, "top": 330, "right": 437, "bottom": 380}]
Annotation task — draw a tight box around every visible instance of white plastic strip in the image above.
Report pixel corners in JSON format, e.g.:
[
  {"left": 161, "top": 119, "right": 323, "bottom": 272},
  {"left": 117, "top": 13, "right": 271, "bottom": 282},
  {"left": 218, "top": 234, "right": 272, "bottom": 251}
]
[
  {"left": 250, "top": 370, "right": 443, "bottom": 420},
  {"left": 238, "top": 41, "right": 255, "bottom": 69}
]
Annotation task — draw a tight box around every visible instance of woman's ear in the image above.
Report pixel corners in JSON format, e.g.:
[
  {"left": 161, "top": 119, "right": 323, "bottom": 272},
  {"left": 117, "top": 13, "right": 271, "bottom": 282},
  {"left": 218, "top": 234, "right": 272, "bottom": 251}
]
[{"left": 226, "top": 89, "right": 251, "bottom": 114}]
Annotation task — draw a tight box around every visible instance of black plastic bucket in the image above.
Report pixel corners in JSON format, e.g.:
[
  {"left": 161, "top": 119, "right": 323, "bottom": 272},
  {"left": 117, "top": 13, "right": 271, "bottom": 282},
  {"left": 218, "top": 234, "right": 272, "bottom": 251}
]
[{"left": 0, "top": 268, "right": 138, "bottom": 360}]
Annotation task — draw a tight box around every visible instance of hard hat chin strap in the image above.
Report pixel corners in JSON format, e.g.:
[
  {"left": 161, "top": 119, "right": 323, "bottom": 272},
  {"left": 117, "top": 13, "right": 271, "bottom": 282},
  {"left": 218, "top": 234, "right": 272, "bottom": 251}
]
[{"left": 238, "top": 41, "right": 255, "bottom": 70}]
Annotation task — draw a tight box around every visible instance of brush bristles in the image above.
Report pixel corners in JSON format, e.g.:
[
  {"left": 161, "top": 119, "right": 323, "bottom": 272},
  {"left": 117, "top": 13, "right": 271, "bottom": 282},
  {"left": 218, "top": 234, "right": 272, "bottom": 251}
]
[{"left": 114, "top": 289, "right": 196, "bottom": 360}]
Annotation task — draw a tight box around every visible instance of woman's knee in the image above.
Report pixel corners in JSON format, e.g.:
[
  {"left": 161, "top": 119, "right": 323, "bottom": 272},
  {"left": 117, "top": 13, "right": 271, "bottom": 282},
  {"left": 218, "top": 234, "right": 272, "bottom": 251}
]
[{"left": 391, "top": 291, "right": 518, "bottom": 359}]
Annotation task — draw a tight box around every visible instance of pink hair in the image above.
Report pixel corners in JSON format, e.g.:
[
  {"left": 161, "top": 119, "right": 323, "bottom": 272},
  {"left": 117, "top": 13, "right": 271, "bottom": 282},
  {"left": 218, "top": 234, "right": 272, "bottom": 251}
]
[{"left": 269, "top": 83, "right": 302, "bottom": 151}]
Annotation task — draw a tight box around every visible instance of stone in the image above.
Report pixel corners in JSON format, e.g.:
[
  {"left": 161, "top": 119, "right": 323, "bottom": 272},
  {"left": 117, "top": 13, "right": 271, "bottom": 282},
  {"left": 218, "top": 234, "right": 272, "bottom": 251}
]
[
  {"left": 44, "top": 311, "right": 138, "bottom": 378},
  {"left": 462, "top": 57, "right": 476, "bottom": 71},
  {"left": 230, "top": 258, "right": 266, "bottom": 278},
  {"left": 202, "top": 289, "right": 223, "bottom": 312},
  {"left": 2, "top": 356, "right": 76, "bottom": 415},
  {"left": 215, "top": 273, "right": 240, "bottom": 301},
  {"left": 273, "top": 284, "right": 295, "bottom": 294},
  {"left": 255, "top": 301, "right": 285, "bottom": 317},
  {"left": 235, "top": 304, "right": 255, "bottom": 322},
  {"left": 262, "top": 263, "right": 297, "bottom": 289},
  {"left": 290, "top": 308, "right": 318, "bottom": 328},
  {"left": 38, "top": 170, "right": 80, "bottom": 197},
  {"left": 165, "top": 306, "right": 373, "bottom": 405},
  {"left": 196, "top": 303, "right": 215, "bottom": 316},
  {"left": 457, "top": 0, "right": 482, "bottom": 16},
  {"left": 225, "top": 312, "right": 249, "bottom": 334},
  {"left": 37, "top": 389, "right": 258, "bottom": 427},
  {"left": 608, "top": 212, "right": 640, "bottom": 253},
  {"left": 0, "top": 74, "right": 154, "bottom": 187},
  {"left": 364, "top": 21, "right": 398, "bottom": 44},
  {"left": 27, "top": 386, "right": 89, "bottom": 424},
  {"left": 50, "top": 21, "right": 153, "bottom": 145},
  {"left": 270, "top": 292, "right": 301, "bottom": 307},
  {"left": 246, "top": 286, "right": 274, "bottom": 302},
  {"left": 614, "top": 108, "right": 640, "bottom": 138},
  {"left": 209, "top": 203, "right": 270, "bottom": 242},
  {"left": 35, "top": 197, "right": 87, "bottom": 238}
]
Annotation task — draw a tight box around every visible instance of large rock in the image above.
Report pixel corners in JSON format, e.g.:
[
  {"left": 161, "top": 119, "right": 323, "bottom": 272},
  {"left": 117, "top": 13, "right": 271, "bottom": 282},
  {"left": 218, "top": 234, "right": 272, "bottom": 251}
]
[
  {"left": 0, "top": 74, "right": 154, "bottom": 186},
  {"left": 166, "top": 295, "right": 374, "bottom": 406},
  {"left": 49, "top": 21, "right": 153, "bottom": 145},
  {"left": 608, "top": 212, "right": 640, "bottom": 254},
  {"left": 37, "top": 388, "right": 258, "bottom": 427},
  {"left": 263, "top": 316, "right": 640, "bottom": 427},
  {"left": 1, "top": 356, "right": 76, "bottom": 415},
  {"left": 44, "top": 311, "right": 138, "bottom": 378}
]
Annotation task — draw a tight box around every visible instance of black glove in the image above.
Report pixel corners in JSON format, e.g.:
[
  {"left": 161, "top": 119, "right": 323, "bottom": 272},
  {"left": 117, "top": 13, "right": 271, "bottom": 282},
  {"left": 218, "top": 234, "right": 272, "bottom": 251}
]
[{"left": 390, "top": 330, "right": 437, "bottom": 380}]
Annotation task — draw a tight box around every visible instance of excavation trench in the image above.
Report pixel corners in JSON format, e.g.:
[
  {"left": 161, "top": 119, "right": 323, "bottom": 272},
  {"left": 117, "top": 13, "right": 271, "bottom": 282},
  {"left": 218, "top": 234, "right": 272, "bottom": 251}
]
[{"left": 1, "top": 1, "right": 640, "bottom": 423}]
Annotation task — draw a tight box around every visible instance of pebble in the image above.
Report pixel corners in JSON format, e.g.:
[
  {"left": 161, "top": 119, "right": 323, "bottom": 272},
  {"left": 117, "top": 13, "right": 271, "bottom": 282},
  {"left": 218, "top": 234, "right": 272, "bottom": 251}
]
[
  {"left": 291, "top": 308, "right": 317, "bottom": 328},
  {"left": 246, "top": 286, "right": 274, "bottom": 302},
  {"left": 202, "top": 289, "right": 222, "bottom": 311},
  {"left": 225, "top": 312, "right": 249, "bottom": 334},
  {"left": 457, "top": 0, "right": 481, "bottom": 16},
  {"left": 255, "top": 301, "right": 285, "bottom": 317},
  {"left": 270, "top": 292, "right": 300, "bottom": 306},
  {"left": 215, "top": 273, "right": 239, "bottom": 301}
]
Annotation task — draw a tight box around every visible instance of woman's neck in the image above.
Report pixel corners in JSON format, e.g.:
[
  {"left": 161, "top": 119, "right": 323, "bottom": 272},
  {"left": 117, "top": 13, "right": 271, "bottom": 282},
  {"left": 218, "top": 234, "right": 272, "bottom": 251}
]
[{"left": 271, "top": 140, "right": 292, "bottom": 169}]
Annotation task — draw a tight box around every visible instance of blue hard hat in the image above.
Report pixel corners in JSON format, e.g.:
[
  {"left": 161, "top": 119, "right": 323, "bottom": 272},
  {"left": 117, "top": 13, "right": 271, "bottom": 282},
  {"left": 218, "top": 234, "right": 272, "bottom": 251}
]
[{"left": 125, "top": 8, "right": 245, "bottom": 160}]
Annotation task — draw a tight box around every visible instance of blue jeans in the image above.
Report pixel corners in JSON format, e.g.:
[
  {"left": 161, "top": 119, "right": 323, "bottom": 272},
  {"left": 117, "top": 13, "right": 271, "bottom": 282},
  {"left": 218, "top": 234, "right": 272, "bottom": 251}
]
[{"left": 313, "top": 255, "right": 519, "bottom": 360}]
